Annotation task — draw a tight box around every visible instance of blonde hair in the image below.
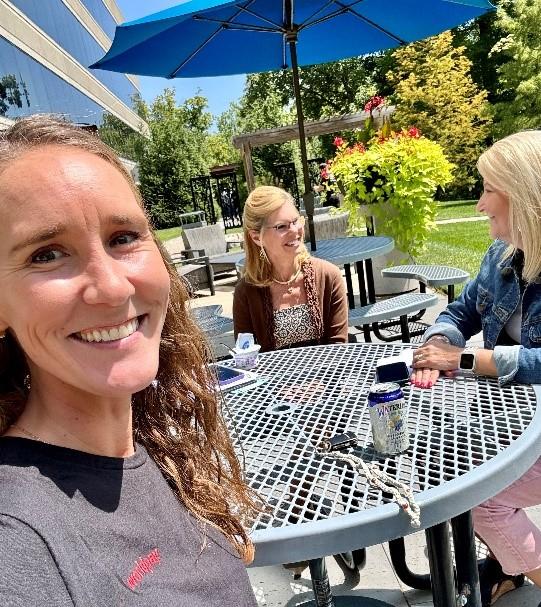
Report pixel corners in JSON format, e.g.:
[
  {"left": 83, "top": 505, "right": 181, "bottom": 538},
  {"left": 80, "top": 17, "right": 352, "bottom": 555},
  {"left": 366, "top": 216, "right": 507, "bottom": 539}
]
[
  {"left": 0, "top": 115, "right": 258, "bottom": 562},
  {"left": 477, "top": 130, "right": 541, "bottom": 282},
  {"left": 242, "top": 185, "right": 309, "bottom": 285}
]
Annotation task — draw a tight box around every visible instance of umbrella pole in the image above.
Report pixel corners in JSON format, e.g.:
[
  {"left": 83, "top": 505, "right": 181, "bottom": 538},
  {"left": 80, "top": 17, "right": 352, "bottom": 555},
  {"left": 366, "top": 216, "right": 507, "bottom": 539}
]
[{"left": 287, "top": 32, "right": 317, "bottom": 251}]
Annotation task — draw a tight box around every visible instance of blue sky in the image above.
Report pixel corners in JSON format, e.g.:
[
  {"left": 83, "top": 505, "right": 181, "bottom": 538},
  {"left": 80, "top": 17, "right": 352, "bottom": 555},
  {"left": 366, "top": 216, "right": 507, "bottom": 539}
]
[{"left": 115, "top": 0, "right": 245, "bottom": 119}]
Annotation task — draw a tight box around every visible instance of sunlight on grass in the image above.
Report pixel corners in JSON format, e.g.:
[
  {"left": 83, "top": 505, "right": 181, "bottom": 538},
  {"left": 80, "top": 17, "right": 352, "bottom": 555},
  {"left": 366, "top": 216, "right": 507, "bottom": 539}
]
[
  {"left": 417, "top": 221, "right": 493, "bottom": 295},
  {"left": 436, "top": 199, "right": 480, "bottom": 221},
  {"left": 155, "top": 226, "right": 182, "bottom": 242}
]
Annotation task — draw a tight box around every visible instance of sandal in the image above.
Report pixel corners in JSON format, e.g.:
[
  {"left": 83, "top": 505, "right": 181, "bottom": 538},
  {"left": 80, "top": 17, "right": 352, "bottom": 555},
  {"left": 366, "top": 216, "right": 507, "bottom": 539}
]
[{"left": 479, "top": 556, "right": 525, "bottom": 607}]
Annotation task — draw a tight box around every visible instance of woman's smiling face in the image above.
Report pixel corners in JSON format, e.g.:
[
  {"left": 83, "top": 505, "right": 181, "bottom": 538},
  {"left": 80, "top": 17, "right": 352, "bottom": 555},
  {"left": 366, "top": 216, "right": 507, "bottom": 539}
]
[
  {"left": 476, "top": 180, "right": 511, "bottom": 243},
  {"left": 0, "top": 146, "right": 170, "bottom": 400}
]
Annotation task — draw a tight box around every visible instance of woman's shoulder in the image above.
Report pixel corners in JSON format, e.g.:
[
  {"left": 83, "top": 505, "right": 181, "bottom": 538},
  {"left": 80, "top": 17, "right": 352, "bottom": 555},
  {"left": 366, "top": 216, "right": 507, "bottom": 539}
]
[
  {"left": 234, "top": 276, "right": 264, "bottom": 296},
  {"left": 306, "top": 256, "right": 342, "bottom": 279}
]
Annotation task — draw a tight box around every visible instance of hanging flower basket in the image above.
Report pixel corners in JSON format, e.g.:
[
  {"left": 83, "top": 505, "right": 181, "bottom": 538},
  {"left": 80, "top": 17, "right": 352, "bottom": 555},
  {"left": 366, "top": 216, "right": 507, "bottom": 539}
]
[{"left": 330, "top": 125, "right": 454, "bottom": 259}]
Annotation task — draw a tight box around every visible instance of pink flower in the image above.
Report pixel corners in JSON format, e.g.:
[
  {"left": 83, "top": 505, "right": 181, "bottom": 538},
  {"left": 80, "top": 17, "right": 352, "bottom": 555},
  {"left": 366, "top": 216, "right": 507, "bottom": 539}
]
[
  {"left": 353, "top": 143, "right": 366, "bottom": 153},
  {"left": 333, "top": 136, "right": 344, "bottom": 148},
  {"left": 364, "top": 95, "right": 386, "bottom": 113},
  {"left": 407, "top": 126, "right": 421, "bottom": 138}
]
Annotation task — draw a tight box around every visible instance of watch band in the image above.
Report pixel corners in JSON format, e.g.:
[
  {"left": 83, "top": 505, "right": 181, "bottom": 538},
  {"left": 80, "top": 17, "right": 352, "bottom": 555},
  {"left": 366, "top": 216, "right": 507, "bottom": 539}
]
[{"left": 459, "top": 347, "right": 478, "bottom": 375}]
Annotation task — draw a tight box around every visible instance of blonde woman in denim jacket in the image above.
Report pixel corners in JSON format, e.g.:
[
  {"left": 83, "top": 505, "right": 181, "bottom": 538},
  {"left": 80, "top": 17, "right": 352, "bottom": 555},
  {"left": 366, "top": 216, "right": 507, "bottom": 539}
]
[{"left": 411, "top": 130, "right": 541, "bottom": 606}]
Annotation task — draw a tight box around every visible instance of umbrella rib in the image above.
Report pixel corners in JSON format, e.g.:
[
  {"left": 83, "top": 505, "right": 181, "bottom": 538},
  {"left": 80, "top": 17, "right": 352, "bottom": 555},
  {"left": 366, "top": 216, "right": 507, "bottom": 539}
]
[
  {"left": 296, "top": 0, "right": 337, "bottom": 31},
  {"left": 169, "top": 0, "right": 261, "bottom": 77},
  {"left": 299, "top": 0, "right": 406, "bottom": 45},
  {"left": 169, "top": 26, "right": 226, "bottom": 77},
  {"left": 234, "top": 5, "right": 285, "bottom": 31},
  {"left": 335, "top": 0, "right": 407, "bottom": 44},
  {"left": 194, "top": 17, "right": 279, "bottom": 33}
]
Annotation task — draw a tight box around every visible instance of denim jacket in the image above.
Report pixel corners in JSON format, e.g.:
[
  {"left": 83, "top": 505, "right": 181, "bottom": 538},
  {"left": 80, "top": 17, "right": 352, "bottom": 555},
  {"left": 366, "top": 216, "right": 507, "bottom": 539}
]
[{"left": 423, "top": 240, "right": 541, "bottom": 385}]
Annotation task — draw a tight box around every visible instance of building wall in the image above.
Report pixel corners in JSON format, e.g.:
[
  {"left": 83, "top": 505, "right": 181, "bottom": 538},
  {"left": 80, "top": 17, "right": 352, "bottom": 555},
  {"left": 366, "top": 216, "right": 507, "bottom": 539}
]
[{"left": 0, "top": 0, "right": 148, "bottom": 134}]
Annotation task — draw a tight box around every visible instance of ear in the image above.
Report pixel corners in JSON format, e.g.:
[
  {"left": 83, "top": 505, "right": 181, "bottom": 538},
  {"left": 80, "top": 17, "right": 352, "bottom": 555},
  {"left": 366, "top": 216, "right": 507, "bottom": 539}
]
[{"left": 249, "top": 229, "right": 262, "bottom": 247}]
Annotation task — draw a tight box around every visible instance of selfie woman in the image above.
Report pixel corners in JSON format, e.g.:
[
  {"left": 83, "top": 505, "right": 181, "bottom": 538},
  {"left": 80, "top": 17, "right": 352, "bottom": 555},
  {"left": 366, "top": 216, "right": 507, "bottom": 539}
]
[{"left": 0, "top": 116, "right": 258, "bottom": 605}]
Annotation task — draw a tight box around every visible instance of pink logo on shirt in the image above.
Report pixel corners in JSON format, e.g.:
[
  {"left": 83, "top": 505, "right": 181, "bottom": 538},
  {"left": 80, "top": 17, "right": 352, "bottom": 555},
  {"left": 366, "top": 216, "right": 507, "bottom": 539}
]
[{"left": 126, "top": 548, "right": 161, "bottom": 590}]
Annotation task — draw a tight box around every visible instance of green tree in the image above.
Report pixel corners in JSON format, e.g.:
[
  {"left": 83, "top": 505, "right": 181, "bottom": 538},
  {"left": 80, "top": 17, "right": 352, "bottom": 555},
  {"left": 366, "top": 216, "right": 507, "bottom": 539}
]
[
  {"left": 0, "top": 74, "right": 29, "bottom": 115},
  {"left": 137, "top": 89, "right": 212, "bottom": 228},
  {"left": 98, "top": 96, "right": 146, "bottom": 162},
  {"left": 204, "top": 105, "right": 241, "bottom": 168},
  {"left": 242, "top": 54, "right": 395, "bottom": 161},
  {"left": 491, "top": 0, "right": 541, "bottom": 137},
  {"left": 236, "top": 87, "right": 296, "bottom": 183},
  {"left": 452, "top": 2, "right": 508, "bottom": 105},
  {"left": 388, "top": 31, "right": 491, "bottom": 197}
]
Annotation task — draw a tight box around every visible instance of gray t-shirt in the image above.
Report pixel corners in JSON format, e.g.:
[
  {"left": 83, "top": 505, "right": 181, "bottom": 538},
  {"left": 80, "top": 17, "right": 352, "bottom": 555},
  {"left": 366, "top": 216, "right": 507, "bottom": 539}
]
[{"left": 0, "top": 437, "right": 257, "bottom": 607}]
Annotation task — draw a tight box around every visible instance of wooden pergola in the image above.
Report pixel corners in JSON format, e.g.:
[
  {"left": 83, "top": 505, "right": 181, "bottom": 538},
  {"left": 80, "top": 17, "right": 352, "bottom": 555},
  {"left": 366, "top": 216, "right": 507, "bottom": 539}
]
[{"left": 232, "top": 107, "right": 394, "bottom": 190}]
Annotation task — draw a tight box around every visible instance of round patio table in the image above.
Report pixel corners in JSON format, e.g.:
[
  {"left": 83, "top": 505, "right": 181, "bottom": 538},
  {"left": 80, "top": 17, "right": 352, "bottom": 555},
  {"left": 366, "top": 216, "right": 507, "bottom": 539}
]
[
  {"left": 236, "top": 236, "right": 394, "bottom": 310},
  {"left": 220, "top": 343, "right": 541, "bottom": 607}
]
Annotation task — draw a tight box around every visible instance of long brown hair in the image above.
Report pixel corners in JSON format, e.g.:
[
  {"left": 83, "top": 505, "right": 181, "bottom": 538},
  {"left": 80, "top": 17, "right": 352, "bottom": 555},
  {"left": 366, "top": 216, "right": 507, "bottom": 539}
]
[{"left": 0, "top": 115, "right": 258, "bottom": 562}]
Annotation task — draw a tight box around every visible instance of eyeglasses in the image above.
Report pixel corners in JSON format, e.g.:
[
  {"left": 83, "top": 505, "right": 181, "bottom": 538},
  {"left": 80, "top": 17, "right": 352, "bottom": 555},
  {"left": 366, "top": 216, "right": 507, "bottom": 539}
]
[{"left": 266, "top": 215, "right": 305, "bottom": 235}]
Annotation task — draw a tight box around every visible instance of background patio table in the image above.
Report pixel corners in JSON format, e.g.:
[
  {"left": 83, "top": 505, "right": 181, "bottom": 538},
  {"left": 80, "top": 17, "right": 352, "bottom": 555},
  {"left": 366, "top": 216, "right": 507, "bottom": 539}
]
[
  {"left": 236, "top": 235, "right": 395, "bottom": 309},
  {"left": 220, "top": 343, "right": 541, "bottom": 607}
]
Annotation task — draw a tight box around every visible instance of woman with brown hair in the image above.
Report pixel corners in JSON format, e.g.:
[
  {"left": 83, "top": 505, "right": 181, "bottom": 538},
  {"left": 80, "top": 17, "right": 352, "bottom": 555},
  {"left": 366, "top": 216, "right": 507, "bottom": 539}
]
[
  {"left": 233, "top": 186, "right": 348, "bottom": 352},
  {"left": 0, "top": 115, "right": 258, "bottom": 606}
]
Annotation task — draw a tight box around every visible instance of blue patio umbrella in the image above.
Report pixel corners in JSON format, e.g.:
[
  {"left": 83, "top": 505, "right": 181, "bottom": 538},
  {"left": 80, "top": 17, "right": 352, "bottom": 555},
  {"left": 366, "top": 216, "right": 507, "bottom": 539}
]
[{"left": 92, "top": 0, "right": 494, "bottom": 250}]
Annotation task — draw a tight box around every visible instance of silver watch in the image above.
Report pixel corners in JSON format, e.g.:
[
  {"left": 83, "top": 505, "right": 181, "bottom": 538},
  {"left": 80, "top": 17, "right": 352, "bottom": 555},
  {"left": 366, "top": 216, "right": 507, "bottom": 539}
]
[{"left": 459, "top": 347, "right": 477, "bottom": 375}]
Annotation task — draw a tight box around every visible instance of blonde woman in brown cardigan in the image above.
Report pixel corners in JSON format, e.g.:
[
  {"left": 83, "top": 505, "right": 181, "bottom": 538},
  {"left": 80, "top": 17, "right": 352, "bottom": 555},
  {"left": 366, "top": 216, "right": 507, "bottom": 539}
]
[{"left": 233, "top": 186, "right": 348, "bottom": 352}]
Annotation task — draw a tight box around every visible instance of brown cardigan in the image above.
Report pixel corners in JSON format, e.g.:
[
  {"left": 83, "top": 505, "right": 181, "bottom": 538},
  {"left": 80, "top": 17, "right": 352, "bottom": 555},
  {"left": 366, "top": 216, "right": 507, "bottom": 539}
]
[{"left": 233, "top": 257, "right": 348, "bottom": 352}]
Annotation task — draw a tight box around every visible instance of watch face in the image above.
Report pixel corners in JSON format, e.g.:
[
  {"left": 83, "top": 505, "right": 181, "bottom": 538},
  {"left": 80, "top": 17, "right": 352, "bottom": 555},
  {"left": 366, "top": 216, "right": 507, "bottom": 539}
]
[{"left": 460, "top": 352, "right": 475, "bottom": 370}]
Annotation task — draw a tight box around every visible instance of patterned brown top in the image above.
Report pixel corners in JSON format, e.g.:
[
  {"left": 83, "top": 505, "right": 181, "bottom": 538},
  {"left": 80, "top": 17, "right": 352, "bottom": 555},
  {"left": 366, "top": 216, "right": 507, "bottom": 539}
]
[{"left": 273, "top": 304, "right": 319, "bottom": 349}]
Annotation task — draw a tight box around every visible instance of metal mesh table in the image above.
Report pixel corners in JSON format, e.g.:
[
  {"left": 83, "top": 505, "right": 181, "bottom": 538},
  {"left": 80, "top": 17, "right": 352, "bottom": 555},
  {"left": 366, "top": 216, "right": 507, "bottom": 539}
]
[{"left": 221, "top": 343, "right": 541, "bottom": 606}]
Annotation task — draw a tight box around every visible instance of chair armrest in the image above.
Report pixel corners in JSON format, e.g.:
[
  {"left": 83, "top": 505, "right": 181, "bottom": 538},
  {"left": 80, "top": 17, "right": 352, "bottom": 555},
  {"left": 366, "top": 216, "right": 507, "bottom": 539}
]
[
  {"left": 182, "top": 247, "right": 206, "bottom": 259},
  {"left": 226, "top": 235, "right": 244, "bottom": 251},
  {"left": 174, "top": 255, "right": 210, "bottom": 266}
]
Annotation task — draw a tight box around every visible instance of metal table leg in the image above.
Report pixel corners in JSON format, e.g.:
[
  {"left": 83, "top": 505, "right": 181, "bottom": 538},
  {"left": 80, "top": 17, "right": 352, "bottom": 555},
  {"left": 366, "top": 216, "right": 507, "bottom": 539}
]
[
  {"left": 303, "top": 557, "right": 398, "bottom": 607},
  {"left": 365, "top": 258, "right": 376, "bottom": 304},
  {"left": 388, "top": 537, "right": 431, "bottom": 590},
  {"left": 426, "top": 522, "right": 456, "bottom": 607},
  {"left": 451, "top": 511, "right": 481, "bottom": 607},
  {"left": 355, "top": 261, "right": 371, "bottom": 342},
  {"left": 344, "top": 264, "right": 355, "bottom": 309}
]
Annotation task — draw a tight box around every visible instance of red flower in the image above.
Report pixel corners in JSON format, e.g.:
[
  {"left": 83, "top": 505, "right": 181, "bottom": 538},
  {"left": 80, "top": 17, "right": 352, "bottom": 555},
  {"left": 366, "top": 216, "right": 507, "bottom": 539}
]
[
  {"left": 364, "top": 95, "right": 386, "bottom": 113},
  {"left": 353, "top": 143, "right": 366, "bottom": 153},
  {"left": 407, "top": 126, "right": 421, "bottom": 138},
  {"left": 333, "top": 136, "right": 344, "bottom": 148}
]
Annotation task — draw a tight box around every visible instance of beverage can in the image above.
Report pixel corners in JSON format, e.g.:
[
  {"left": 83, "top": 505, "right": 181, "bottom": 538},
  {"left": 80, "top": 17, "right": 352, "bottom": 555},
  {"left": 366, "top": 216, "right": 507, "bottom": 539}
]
[{"left": 368, "top": 382, "right": 409, "bottom": 454}]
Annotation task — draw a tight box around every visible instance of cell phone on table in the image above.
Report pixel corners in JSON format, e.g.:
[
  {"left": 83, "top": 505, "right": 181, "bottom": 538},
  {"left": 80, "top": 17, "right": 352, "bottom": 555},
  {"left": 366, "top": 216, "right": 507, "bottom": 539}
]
[
  {"left": 209, "top": 364, "right": 258, "bottom": 392},
  {"left": 375, "top": 360, "right": 411, "bottom": 385},
  {"left": 215, "top": 365, "right": 246, "bottom": 387}
]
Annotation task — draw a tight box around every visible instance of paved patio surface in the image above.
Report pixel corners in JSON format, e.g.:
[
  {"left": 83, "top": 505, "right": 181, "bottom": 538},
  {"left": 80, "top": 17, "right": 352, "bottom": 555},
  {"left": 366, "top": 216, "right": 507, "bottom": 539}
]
[{"left": 175, "top": 247, "right": 541, "bottom": 607}]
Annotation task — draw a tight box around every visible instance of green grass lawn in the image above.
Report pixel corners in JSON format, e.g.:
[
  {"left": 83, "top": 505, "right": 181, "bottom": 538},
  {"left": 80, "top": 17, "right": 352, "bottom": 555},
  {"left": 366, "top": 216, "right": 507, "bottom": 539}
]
[
  {"left": 435, "top": 199, "right": 480, "bottom": 221},
  {"left": 155, "top": 226, "right": 182, "bottom": 242},
  {"left": 416, "top": 220, "right": 493, "bottom": 295}
]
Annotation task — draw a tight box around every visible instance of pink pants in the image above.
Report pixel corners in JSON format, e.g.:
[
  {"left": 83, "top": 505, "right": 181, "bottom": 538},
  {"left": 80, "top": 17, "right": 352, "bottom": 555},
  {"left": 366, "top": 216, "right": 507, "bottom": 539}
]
[{"left": 473, "top": 456, "right": 541, "bottom": 575}]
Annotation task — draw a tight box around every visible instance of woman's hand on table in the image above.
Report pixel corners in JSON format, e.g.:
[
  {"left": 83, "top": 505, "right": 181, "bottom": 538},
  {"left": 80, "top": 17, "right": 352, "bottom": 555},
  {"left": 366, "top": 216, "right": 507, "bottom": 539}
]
[{"left": 410, "top": 340, "right": 464, "bottom": 389}]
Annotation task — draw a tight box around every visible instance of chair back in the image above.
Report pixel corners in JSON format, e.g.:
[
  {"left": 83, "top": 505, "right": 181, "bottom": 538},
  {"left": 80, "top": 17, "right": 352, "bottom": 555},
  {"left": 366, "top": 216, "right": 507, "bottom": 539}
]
[{"left": 182, "top": 224, "right": 227, "bottom": 256}]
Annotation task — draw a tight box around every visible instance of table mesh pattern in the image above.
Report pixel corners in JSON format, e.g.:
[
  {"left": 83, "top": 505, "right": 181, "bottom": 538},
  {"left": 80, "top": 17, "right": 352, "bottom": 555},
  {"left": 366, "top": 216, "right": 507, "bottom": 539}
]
[
  {"left": 349, "top": 293, "right": 437, "bottom": 324},
  {"left": 315, "top": 237, "right": 392, "bottom": 265},
  {"left": 195, "top": 316, "right": 233, "bottom": 336},
  {"left": 383, "top": 265, "right": 469, "bottom": 285},
  {"left": 221, "top": 344, "right": 535, "bottom": 532}
]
